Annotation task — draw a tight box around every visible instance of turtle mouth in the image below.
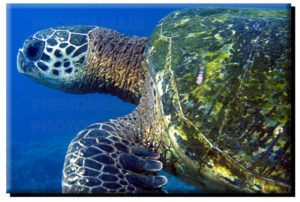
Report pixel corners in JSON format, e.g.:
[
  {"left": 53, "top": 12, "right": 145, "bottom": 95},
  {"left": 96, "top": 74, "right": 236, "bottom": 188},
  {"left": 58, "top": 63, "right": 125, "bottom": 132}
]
[{"left": 17, "top": 50, "right": 61, "bottom": 89}]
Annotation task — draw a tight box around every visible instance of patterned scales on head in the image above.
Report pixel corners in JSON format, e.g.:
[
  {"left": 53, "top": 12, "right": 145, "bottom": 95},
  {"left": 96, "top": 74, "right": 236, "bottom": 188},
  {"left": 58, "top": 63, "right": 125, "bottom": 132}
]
[{"left": 17, "top": 7, "right": 292, "bottom": 194}]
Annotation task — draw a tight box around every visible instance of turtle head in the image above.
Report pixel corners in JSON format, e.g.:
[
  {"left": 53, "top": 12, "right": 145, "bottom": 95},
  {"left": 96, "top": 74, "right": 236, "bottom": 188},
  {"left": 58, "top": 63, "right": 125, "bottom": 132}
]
[
  {"left": 17, "top": 26, "right": 96, "bottom": 93},
  {"left": 17, "top": 26, "right": 148, "bottom": 104}
]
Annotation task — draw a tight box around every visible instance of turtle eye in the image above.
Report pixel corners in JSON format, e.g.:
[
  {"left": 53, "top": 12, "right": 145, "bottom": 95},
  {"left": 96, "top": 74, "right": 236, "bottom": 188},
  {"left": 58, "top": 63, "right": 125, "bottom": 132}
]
[{"left": 23, "top": 38, "right": 45, "bottom": 61}]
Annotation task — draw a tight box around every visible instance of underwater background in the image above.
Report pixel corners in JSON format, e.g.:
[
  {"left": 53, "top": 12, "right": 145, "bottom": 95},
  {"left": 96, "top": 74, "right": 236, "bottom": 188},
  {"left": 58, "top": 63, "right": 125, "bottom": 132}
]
[{"left": 7, "top": 3, "right": 291, "bottom": 194}]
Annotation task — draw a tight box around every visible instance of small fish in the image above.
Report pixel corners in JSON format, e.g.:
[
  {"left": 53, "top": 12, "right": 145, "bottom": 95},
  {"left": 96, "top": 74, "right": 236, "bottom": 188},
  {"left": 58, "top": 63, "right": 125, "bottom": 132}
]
[{"left": 196, "top": 65, "right": 205, "bottom": 85}]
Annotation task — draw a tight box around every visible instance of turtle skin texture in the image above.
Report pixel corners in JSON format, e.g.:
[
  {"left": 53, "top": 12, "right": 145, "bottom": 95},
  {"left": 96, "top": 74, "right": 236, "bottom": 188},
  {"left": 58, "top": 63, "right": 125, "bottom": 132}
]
[{"left": 146, "top": 7, "right": 292, "bottom": 193}]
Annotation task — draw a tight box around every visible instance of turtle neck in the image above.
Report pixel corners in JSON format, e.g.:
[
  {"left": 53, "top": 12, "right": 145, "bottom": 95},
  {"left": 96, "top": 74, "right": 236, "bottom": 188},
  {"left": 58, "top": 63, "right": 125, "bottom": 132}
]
[{"left": 81, "top": 27, "right": 149, "bottom": 105}]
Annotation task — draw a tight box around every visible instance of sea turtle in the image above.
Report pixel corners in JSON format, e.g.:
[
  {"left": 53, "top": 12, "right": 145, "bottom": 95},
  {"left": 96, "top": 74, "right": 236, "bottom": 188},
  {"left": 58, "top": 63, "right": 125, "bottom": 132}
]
[{"left": 16, "top": 7, "right": 292, "bottom": 194}]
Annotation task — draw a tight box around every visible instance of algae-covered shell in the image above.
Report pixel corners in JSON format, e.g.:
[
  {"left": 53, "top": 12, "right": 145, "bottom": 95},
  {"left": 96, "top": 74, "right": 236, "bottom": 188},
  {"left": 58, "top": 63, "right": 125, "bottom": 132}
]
[{"left": 146, "top": 7, "right": 291, "bottom": 193}]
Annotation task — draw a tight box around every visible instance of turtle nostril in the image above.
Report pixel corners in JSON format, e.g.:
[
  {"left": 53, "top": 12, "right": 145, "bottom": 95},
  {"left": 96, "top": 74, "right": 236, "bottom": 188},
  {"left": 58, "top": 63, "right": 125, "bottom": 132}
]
[{"left": 24, "top": 39, "right": 45, "bottom": 61}]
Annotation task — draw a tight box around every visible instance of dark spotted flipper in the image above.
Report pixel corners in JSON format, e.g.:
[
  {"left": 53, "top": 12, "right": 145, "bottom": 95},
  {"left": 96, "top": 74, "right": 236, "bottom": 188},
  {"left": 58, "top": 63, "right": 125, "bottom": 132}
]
[{"left": 62, "top": 119, "right": 167, "bottom": 194}]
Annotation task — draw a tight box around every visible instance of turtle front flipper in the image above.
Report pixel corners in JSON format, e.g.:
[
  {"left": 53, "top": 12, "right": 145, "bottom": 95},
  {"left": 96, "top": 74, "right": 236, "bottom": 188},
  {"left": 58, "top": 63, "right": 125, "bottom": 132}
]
[{"left": 62, "top": 117, "right": 167, "bottom": 194}]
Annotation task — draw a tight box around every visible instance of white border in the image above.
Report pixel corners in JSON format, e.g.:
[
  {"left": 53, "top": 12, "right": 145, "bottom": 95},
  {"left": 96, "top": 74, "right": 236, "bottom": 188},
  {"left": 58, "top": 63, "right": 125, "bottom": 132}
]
[{"left": 1, "top": 1, "right": 298, "bottom": 201}]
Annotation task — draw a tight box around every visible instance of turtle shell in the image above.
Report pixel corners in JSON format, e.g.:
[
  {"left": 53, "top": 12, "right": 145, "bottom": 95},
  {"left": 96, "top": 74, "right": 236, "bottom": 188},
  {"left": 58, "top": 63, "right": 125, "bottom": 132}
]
[{"left": 146, "top": 7, "right": 292, "bottom": 193}]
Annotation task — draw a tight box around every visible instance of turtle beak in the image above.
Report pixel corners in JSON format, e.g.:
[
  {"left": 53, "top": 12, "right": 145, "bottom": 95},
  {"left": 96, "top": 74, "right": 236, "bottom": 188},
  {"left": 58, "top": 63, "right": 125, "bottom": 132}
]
[
  {"left": 17, "top": 50, "right": 25, "bottom": 73},
  {"left": 17, "top": 50, "right": 29, "bottom": 74},
  {"left": 17, "top": 36, "right": 45, "bottom": 74},
  {"left": 17, "top": 50, "right": 38, "bottom": 75}
]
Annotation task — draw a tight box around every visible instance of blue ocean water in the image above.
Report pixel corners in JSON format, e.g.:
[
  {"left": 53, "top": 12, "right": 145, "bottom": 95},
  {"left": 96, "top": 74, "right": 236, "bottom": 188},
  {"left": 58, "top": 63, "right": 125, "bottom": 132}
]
[{"left": 7, "top": 4, "right": 290, "bottom": 194}]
